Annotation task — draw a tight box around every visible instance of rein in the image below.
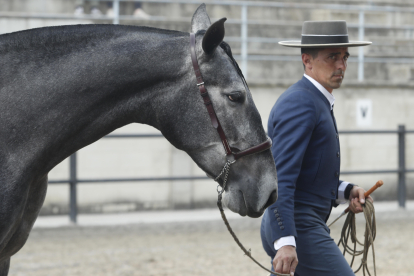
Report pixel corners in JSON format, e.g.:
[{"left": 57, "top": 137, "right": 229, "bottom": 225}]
[
  {"left": 189, "top": 32, "right": 288, "bottom": 276},
  {"left": 334, "top": 200, "right": 377, "bottom": 276}
]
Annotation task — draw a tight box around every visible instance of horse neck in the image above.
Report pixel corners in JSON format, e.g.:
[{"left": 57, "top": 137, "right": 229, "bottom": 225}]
[{"left": 0, "top": 25, "right": 191, "bottom": 173}]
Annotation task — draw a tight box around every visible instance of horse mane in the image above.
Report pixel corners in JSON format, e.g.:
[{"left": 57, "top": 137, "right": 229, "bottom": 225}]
[
  {"left": 219, "top": 40, "right": 249, "bottom": 88},
  {"left": 0, "top": 24, "right": 186, "bottom": 53}
]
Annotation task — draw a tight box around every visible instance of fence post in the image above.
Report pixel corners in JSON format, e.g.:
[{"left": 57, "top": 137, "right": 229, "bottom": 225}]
[
  {"left": 113, "top": 0, "right": 120, "bottom": 24},
  {"left": 69, "top": 152, "right": 78, "bottom": 223},
  {"left": 398, "top": 125, "right": 406, "bottom": 208},
  {"left": 241, "top": 4, "right": 248, "bottom": 79},
  {"left": 358, "top": 10, "right": 365, "bottom": 82}
]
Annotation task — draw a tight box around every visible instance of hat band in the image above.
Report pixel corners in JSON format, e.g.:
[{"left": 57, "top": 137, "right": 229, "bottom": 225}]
[{"left": 301, "top": 34, "right": 349, "bottom": 45}]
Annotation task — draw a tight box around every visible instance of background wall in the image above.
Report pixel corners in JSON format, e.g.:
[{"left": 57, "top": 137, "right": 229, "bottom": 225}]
[{"left": 1, "top": 0, "right": 413, "bottom": 214}]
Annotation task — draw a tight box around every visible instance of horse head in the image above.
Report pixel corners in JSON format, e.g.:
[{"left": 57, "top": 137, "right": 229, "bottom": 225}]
[{"left": 157, "top": 4, "right": 278, "bottom": 218}]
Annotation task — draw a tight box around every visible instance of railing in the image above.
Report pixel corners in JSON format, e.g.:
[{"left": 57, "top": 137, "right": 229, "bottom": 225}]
[
  {"left": 1, "top": 0, "right": 414, "bottom": 82},
  {"left": 49, "top": 125, "right": 414, "bottom": 223},
  {"left": 2, "top": 1, "right": 413, "bottom": 222}
]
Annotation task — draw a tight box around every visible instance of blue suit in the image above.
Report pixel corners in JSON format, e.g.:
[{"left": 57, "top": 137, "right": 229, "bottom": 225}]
[{"left": 260, "top": 76, "right": 354, "bottom": 275}]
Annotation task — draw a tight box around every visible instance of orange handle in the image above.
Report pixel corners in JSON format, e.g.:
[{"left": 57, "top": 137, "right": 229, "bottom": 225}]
[
  {"left": 364, "top": 180, "right": 383, "bottom": 198},
  {"left": 344, "top": 180, "right": 383, "bottom": 213}
]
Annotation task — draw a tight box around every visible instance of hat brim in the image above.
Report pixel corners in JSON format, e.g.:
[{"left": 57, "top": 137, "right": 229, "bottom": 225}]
[{"left": 279, "top": 41, "right": 372, "bottom": 48}]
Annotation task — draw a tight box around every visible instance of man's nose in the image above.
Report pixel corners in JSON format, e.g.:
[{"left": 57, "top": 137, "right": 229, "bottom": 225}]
[{"left": 337, "top": 59, "right": 347, "bottom": 70}]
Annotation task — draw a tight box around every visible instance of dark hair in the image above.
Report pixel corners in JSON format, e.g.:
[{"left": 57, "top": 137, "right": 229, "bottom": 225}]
[{"left": 301, "top": 48, "right": 320, "bottom": 70}]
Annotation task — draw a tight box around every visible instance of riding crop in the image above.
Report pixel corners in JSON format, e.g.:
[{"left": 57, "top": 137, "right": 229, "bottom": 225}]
[{"left": 329, "top": 180, "right": 383, "bottom": 276}]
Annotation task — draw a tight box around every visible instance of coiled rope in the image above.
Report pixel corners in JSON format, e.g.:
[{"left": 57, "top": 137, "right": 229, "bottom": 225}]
[{"left": 337, "top": 200, "right": 376, "bottom": 276}]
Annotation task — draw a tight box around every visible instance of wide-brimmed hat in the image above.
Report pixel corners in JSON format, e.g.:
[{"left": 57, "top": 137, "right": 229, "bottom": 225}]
[{"left": 279, "top": 21, "right": 371, "bottom": 48}]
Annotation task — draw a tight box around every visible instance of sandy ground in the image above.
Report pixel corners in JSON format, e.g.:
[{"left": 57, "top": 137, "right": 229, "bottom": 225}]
[{"left": 8, "top": 208, "right": 414, "bottom": 276}]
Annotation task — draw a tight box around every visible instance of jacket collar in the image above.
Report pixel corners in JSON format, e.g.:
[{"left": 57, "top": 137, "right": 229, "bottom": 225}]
[
  {"left": 303, "top": 74, "right": 335, "bottom": 110},
  {"left": 300, "top": 76, "right": 333, "bottom": 110}
]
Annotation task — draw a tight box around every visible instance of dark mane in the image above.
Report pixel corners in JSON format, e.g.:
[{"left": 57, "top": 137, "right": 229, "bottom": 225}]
[
  {"left": 0, "top": 24, "right": 186, "bottom": 53},
  {"left": 220, "top": 40, "right": 249, "bottom": 89}
]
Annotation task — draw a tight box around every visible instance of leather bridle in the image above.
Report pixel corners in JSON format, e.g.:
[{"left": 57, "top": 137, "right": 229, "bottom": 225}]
[
  {"left": 189, "top": 33, "right": 272, "bottom": 185},
  {"left": 190, "top": 33, "right": 290, "bottom": 276}
]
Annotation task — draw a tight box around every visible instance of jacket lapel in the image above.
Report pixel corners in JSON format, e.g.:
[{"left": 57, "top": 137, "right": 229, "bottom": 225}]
[{"left": 300, "top": 76, "right": 338, "bottom": 134}]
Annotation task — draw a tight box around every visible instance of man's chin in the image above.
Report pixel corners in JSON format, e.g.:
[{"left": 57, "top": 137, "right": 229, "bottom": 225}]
[{"left": 330, "top": 80, "right": 343, "bottom": 89}]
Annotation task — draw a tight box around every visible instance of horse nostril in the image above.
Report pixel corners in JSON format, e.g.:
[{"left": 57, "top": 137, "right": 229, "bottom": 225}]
[{"left": 264, "top": 190, "right": 277, "bottom": 209}]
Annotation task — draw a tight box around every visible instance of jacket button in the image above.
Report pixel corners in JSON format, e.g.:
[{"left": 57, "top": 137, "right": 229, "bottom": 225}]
[
  {"left": 331, "top": 190, "right": 336, "bottom": 196},
  {"left": 280, "top": 226, "right": 285, "bottom": 230},
  {"left": 275, "top": 213, "right": 280, "bottom": 218},
  {"left": 336, "top": 134, "right": 339, "bottom": 139},
  {"left": 337, "top": 152, "right": 340, "bottom": 158},
  {"left": 277, "top": 218, "right": 281, "bottom": 222},
  {"left": 278, "top": 222, "right": 283, "bottom": 226},
  {"left": 273, "top": 209, "right": 278, "bottom": 214},
  {"left": 335, "top": 172, "right": 339, "bottom": 177}
]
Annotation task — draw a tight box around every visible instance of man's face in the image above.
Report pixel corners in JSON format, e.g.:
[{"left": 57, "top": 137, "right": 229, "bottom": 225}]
[{"left": 303, "top": 47, "right": 349, "bottom": 93}]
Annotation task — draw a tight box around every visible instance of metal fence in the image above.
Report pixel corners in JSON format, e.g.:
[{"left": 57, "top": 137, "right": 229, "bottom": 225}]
[
  {"left": 2, "top": 1, "right": 413, "bottom": 222},
  {"left": 1, "top": 0, "right": 414, "bottom": 81},
  {"left": 48, "top": 125, "right": 414, "bottom": 223}
]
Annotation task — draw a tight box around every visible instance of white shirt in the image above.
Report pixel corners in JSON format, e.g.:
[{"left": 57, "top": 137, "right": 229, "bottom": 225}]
[
  {"left": 303, "top": 74, "right": 335, "bottom": 110},
  {"left": 273, "top": 74, "right": 349, "bottom": 251}
]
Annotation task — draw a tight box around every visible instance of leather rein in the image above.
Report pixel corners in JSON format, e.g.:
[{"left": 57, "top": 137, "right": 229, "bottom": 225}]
[{"left": 190, "top": 33, "right": 288, "bottom": 276}]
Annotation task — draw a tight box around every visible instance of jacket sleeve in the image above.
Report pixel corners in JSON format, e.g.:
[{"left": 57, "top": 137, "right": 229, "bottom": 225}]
[{"left": 266, "top": 90, "right": 317, "bottom": 243}]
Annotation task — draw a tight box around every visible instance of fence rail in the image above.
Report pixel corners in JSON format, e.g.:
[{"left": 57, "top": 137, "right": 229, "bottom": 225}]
[
  {"left": 48, "top": 125, "right": 414, "bottom": 223},
  {"left": 3, "top": 1, "right": 413, "bottom": 222}
]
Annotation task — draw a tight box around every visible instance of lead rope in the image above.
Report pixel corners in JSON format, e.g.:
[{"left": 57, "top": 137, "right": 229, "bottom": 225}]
[
  {"left": 216, "top": 160, "right": 290, "bottom": 276},
  {"left": 335, "top": 200, "right": 376, "bottom": 276}
]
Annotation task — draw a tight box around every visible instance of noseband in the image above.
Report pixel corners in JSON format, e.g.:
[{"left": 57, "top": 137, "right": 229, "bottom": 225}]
[{"left": 189, "top": 33, "right": 272, "bottom": 191}]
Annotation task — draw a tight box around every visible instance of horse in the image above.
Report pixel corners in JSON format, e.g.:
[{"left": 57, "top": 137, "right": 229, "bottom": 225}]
[{"left": 0, "top": 4, "right": 278, "bottom": 274}]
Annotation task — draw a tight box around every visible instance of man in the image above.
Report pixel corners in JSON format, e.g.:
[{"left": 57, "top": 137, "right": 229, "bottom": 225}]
[
  {"left": 260, "top": 21, "right": 373, "bottom": 276},
  {"left": 74, "top": 1, "right": 150, "bottom": 18}
]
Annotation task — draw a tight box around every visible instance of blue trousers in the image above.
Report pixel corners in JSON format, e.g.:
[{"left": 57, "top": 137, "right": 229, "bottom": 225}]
[{"left": 260, "top": 190, "right": 355, "bottom": 276}]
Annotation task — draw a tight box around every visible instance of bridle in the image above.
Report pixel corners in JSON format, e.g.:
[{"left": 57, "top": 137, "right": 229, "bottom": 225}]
[
  {"left": 189, "top": 33, "right": 288, "bottom": 276},
  {"left": 189, "top": 32, "right": 272, "bottom": 192}
]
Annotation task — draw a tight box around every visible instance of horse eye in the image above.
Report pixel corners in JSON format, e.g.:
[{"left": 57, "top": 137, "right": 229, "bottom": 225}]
[{"left": 227, "top": 92, "right": 244, "bottom": 103}]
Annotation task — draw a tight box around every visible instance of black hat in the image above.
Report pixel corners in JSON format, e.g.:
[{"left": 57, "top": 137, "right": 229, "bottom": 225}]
[{"left": 279, "top": 21, "right": 371, "bottom": 48}]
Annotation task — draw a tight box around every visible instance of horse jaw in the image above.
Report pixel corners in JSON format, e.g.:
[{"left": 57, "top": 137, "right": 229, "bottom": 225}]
[{"left": 221, "top": 154, "right": 278, "bottom": 218}]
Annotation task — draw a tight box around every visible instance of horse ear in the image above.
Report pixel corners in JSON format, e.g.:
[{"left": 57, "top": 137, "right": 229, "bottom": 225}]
[
  {"left": 202, "top": 18, "right": 227, "bottom": 55},
  {"left": 191, "top": 3, "right": 211, "bottom": 33}
]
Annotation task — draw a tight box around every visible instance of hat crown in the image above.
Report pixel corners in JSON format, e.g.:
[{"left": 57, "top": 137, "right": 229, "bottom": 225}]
[{"left": 302, "top": 21, "right": 348, "bottom": 36}]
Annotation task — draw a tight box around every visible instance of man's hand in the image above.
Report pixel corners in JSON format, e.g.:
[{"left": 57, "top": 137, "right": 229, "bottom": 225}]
[
  {"left": 273, "top": 245, "right": 298, "bottom": 276},
  {"left": 348, "top": 185, "right": 373, "bottom": 214}
]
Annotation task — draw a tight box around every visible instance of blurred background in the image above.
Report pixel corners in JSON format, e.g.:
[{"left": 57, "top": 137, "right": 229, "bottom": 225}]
[
  {"left": 1, "top": 0, "right": 413, "bottom": 218},
  {"left": 1, "top": 1, "right": 414, "bottom": 275}
]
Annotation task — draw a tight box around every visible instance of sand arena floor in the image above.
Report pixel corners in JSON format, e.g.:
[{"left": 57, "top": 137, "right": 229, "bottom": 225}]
[{"left": 8, "top": 206, "right": 414, "bottom": 276}]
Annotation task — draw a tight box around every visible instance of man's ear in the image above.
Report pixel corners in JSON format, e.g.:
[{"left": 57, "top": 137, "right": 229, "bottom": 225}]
[{"left": 302, "top": 53, "right": 312, "bottom": 71}]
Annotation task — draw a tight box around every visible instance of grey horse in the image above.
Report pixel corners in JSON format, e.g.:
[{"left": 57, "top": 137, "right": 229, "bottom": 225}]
[{"left": 0, "top": 4, "right": 277, "bottom": 274}]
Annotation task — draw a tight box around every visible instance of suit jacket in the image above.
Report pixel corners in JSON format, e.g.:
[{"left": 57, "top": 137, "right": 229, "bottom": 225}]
[{"left": 265, "top": 76, "right": 342, "bottom": 242}]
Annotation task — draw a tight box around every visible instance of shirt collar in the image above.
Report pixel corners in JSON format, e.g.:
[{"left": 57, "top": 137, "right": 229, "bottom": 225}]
[{"left": 303, "top": 74, "right": 335, "bottom": 110}]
